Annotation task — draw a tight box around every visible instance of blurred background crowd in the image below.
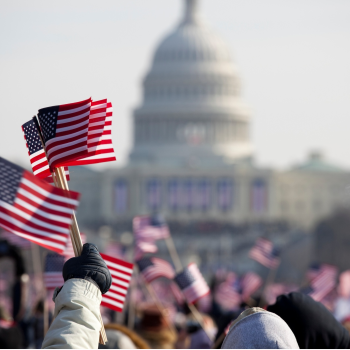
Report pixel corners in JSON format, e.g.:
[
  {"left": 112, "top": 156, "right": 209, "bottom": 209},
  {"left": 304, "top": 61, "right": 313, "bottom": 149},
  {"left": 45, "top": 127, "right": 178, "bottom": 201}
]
[{"left": 1, "top": 0, "right": 350, "bottom": 348}]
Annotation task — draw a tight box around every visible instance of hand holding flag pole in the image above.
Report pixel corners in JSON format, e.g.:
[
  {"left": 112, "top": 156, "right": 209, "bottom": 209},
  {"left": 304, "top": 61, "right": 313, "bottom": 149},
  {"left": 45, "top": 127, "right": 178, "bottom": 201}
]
[{"left": 32, "top": 116, "right": 107, "bottom": 345}]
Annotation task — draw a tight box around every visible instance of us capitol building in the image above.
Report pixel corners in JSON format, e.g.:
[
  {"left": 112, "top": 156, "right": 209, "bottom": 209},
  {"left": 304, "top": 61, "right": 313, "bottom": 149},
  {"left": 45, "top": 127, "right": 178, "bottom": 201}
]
[{"left": 70, "top": 0, "right": 350, "bottom": 276}]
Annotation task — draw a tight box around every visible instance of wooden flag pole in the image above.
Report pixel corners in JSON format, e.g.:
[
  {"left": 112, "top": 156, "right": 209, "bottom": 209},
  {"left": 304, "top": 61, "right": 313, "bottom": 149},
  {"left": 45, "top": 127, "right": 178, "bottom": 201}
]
[{"left": 33, "top": 117, "right": 107, "bottom": 344}]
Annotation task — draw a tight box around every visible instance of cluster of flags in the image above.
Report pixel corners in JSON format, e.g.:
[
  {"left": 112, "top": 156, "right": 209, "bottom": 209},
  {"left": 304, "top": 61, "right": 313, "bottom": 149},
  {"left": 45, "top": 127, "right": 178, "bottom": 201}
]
[
  {"left": 100, "top": 254, "right": 134, "bottom": 313},
  {"left": 133, "top": 215, "right": 170, "bottom": 260},
  {"left": 249, "top": 237, "right": 280, "bottom": 269},
  {"left": 21, "top": 98, "right": 116, "bottom": 183}
]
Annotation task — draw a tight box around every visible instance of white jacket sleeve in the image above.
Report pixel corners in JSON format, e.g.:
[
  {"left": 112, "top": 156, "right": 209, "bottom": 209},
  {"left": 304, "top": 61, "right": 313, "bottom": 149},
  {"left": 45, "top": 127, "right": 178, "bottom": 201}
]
[{"left": 42, "top": 278, "right": 102, "bottom": 349}]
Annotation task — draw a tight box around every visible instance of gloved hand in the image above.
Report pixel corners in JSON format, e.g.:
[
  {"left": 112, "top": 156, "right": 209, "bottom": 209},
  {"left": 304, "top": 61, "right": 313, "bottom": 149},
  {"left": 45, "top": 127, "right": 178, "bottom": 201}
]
[{"left": 63, "top": 243, "right": 112, "bottom": 294}]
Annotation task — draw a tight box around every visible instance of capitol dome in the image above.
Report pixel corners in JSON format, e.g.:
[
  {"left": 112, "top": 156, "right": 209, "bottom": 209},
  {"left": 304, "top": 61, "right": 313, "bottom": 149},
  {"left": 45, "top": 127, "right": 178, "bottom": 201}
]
[{"left": 129, "top": 0, "right": 252, "bottom": 167}]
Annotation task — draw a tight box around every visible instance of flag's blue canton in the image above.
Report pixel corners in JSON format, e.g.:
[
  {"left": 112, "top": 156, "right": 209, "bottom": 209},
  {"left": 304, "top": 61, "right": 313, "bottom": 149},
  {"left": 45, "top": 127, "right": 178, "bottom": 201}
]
[
  {"left": 38, "top": 106, "right": 59, "bottom": 143},
  {"left": 45, "top": 253, "right": 65, "bottom": 272},
  {"left": 175, "top": 268, "right": 195, "bottom": 290},
  {"left": 271, "top": 247, "right": 280, "bottom": 258},
  {"left": 137, "top": 257, "right": 153, "bottom": 272},
  {"left": 0, "top": 158, "right": 23, "bottom": 205},
  {"left": 309, "top": 263, "right": 321, "bottom": 271},
  {"left": 150, "top": 214, "right": 166, "bottom": 227},
  {"left": 22, "top": 120, "right": 43, "bottom": 155}
]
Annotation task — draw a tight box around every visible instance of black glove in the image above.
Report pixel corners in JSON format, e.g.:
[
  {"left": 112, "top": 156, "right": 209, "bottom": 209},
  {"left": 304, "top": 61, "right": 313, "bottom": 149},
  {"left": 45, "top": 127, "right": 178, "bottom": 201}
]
[{"left": 63, "top": 243, "right": 112, "bottom": 294}]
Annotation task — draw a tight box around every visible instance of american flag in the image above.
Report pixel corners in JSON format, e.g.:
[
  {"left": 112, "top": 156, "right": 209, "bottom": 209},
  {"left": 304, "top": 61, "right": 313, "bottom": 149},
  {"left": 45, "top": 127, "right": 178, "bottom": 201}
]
[
  {"left": 22, "top": 119, "right": 70, "bottom": 183},
  {"left": 37, "top": 98, "right": 91, "bottom": 168},
  {"left": 137, "top": 257, "right": 175, "bottom": 283},
  {"left": 100, "top": 253, "right": 134, "bottom": 313},
  {"left": 64, "top": 100, "right": 116, "bottom": 166},
  {"left": 174, "top": 263, "right": 210, "bottom": 304},
  {"left": 133, "top": 215, "right": 170, "bottom": 241},
  {"left": 249, "top": 238, "right": 280, "bottom": 269},
  {"left": 0, "top": 230, "right": 32, "bottom": 249},
  {"left": 0, "top": 157, "right": 80, "bottom": 254},
  {"left": 214, "top": 274, "right": 241, "bottom": 310},
  {"left": 44, "top": 253, "right": 65, "bottom": 289},
  {"left": 62, "top": 232, "right": 86, "bottom": 260},
  {"left": 307, "top": 264, "right": 338, "bottom": 302},
  {"left": 241, "top": 272, "right": 263, "bottom": 301},
  {"left": 134, "top": 240, "right": 158, "bottom": 261}
]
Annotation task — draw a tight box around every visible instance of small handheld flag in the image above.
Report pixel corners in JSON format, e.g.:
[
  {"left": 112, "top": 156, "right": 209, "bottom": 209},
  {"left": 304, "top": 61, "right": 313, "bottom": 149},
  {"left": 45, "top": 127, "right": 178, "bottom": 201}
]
[
  {"left": 133, "top": 215, "right": 170, "bottom": 242},
  {"left": 137, "top": 257, "right": 175, "bottom": 283},
  {"left": 241, "top": 272, "right": 263, "bottom": 301},
  {"left": 307, "top": 263, "right": 338, "bottom": 302},
  {"left": 249, "top": 237, "right": 280, "bottom": 269},
  {"left": 22, "top": 119, "right": 70, "bottom": 183},
  {"left": 174, "top": 263, "right": 210, "bottom": 304},
  {"left": 0, "top": 157, "right": 80, "bottom": 254},
  {"left": 134, "top": 240, "right": 158, "bottom": 260},
  {"left": 64, "top": 100, "right": 116, "bottom": 166},
  {"left": 100, "top": 253, "right": 134, "bottom": 313},
  {"left": 214, "top": 274, "right": 241, "bottom": 310}
]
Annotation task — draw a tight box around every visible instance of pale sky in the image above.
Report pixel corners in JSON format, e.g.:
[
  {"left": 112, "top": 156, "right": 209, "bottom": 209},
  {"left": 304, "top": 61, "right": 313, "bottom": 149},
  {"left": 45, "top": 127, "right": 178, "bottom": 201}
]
[{"left": 1, "top": 0, "right": 350, "bottom": 171}]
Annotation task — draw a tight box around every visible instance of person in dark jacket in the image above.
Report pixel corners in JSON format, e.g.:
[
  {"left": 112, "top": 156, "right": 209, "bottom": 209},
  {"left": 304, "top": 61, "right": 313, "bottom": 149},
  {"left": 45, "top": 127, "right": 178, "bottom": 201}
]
[{"left": 268, "top": 292, "right": 350, "bottom": 349}]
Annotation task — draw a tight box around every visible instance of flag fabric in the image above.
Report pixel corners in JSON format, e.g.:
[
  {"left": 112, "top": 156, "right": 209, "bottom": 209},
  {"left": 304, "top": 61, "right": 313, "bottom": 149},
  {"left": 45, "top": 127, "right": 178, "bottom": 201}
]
[
  {"left": 241, "top": 272, "right": 263, "bottom": 301},
  {"left": 134, "top": 240, "right": 158, "bottom": 261},
  {"left": 0, "top": 230, "right": 32, "bottom": 250},
  {"left": 214, "top": 275, "right": 241, "bottom": 311},
  {"left": 22, "top": 119, "right": 52, "bottom": 179},
  {"left": 174, "top": 263, "right": 210, "bottom": 304},
  {"left": 101, "top": 253, "right": 134, "bottom": 312},
  {"left": 133, "top": 215, "right": 170, "bottom": 241},
  {"left": 249, "top": 238, "right": 280, "bottom": 269},
  {"left": 64, "top": 100, "right": 116, "bottom": 166},
  {"left": 0, "top": 157, "right": 80, "bottom": 254},
  {"left": 338, "top": 270, "right": 350, "bottom": 298},
  {"left": 307, "top": 264, "right": 338, "bottom": 302},
  {"left": 44, "top": 253, "right": 65, "bottom": 289},
  {"left": 137, "top": 257, "right": 175, "bottom": 283},
  {"left": 22, "top": 119, "right": 71, "bottom": 183},
  {"left": 37, "top": 98, "right": 91, "bottom": 168},
  {"left": 62, "top": 232, "right": 86, "bottom": 260}
]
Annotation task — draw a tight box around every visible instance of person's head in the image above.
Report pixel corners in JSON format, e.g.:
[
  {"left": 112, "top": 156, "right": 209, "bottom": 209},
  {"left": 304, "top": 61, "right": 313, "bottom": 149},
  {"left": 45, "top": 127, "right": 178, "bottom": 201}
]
[
  {"left": 221, "top": 307, "right": 299, "bottom": 349},
  {"left": 267, "top": 292, "right": 350, "bottom": 349}
]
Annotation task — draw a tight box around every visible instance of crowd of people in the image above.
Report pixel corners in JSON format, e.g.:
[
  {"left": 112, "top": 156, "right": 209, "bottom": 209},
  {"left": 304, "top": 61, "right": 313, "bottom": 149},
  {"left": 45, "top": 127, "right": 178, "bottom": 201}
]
[{"left": 0, "top": 242, "right": 350, "bottom": 349}]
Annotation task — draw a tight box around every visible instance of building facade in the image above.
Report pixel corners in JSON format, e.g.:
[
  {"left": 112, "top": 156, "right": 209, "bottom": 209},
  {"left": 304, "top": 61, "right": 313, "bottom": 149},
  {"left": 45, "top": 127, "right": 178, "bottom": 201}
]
[{"left": 70, "top": 0, "right": 350, "bottom": 233}]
